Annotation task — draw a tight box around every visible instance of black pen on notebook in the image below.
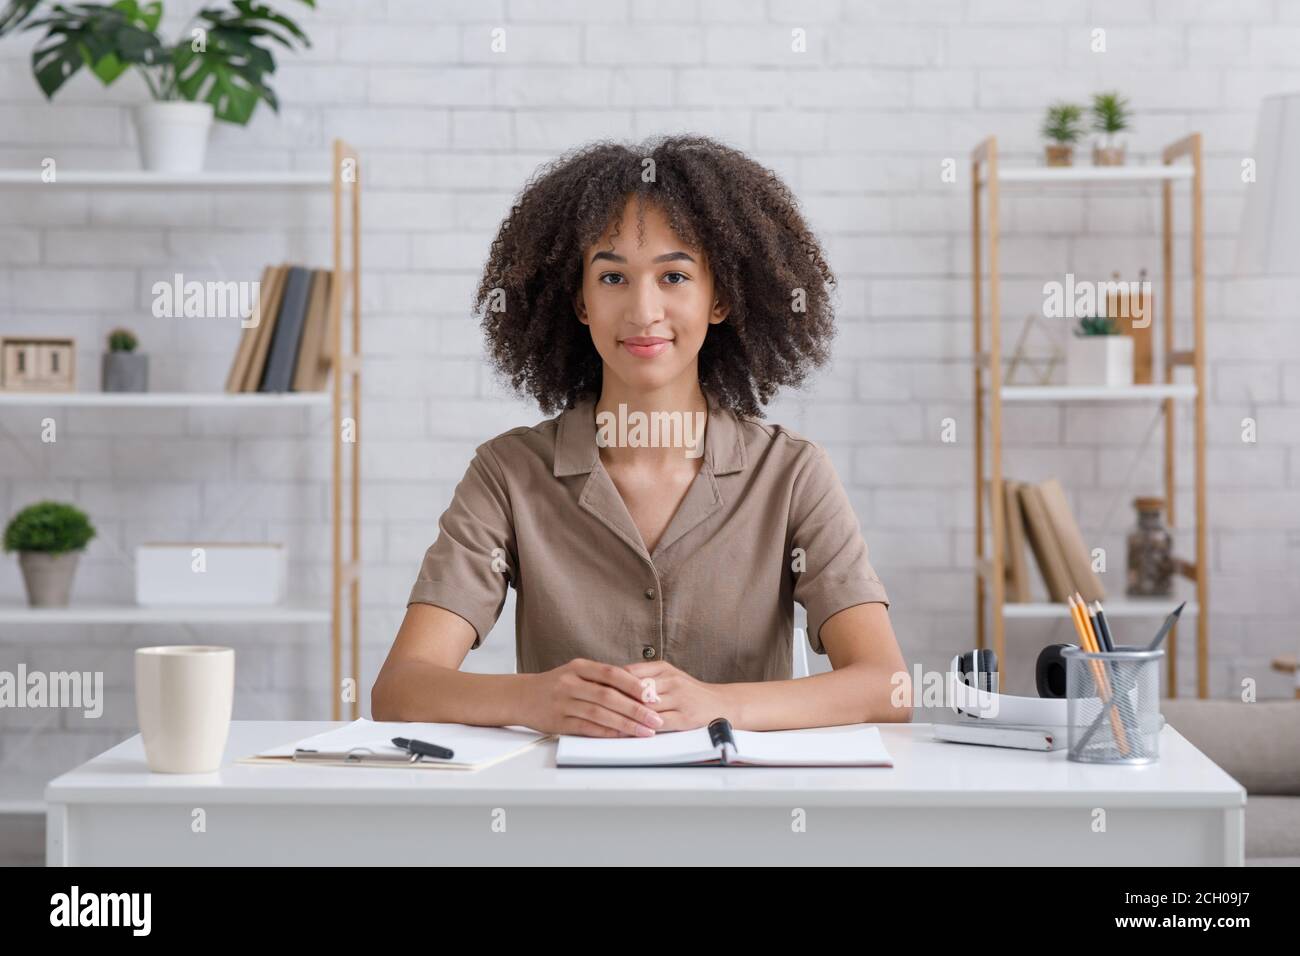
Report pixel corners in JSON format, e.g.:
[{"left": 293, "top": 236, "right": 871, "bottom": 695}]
[{"left": 392, "top": 737, "right": 454, "bottom": 761}]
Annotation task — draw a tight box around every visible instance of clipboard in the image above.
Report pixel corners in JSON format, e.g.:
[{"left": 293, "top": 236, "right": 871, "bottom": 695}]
[
  {"left": 292, "top": 746, "right": 442, "bottom": 766},
  {"left": 238, "top": 719, "right": 553, "bottom": 771}
]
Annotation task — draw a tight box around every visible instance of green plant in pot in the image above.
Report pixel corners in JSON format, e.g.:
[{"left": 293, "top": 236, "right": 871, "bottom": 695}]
[
  {"left": 0, "top": 0, "right": 314, "bottom": 172},
  {"left": 4, "top": 501, "right": 96, "bottom": 607},
  {"left": 103, "top": 326, "right": 148, "bottom": 392},
  {"left": 1091, "top": 91, "right": 1131, "bottom": 167},
  {"left": 1075, "top": 316, "right": 1119, "bottom": 336},
  {"left": 1041, "top": 102, "right": 1084, "bottom": 167}
]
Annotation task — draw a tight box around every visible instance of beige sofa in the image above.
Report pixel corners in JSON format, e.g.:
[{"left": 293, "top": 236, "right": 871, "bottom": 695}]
[{"left": 1161, "top": 699, "right": 1300, "bottom": 865}]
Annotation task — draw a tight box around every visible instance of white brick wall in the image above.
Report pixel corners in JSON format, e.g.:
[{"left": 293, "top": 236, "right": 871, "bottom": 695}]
[{"left": 3, "top": 0, "right": 1299, "bottom": 804}]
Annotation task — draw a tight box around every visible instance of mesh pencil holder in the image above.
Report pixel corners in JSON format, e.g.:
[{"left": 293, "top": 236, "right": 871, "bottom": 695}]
[{"left": 1063, "top": 646, "right": 1165, "bottom": 765}]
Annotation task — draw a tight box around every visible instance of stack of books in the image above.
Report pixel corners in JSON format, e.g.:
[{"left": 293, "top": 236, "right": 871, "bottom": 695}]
[
  {"left": 996, "top": 477, "right": 1106, "bottom": 604},
  {"left": 224, "top": 264, "right": 334, "bottom": 393}
]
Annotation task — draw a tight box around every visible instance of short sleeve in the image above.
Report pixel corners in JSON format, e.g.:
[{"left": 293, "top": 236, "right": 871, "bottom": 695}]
[
  {"left": 407, "top": 442, "right": 517, "bottom": 649},
  {"left": 789, "top": 444, "right": 889, "bottom": 655}
]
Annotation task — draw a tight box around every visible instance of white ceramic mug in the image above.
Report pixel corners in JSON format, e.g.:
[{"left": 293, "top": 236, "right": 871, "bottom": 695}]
[{"left": 135, "top": 645, "right": 234, "bottom": 773}]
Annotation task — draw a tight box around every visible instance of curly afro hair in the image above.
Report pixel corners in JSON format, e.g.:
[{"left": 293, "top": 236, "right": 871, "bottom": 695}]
[{"left": 475, "top": 134, "right": 837, "bottom": 418}]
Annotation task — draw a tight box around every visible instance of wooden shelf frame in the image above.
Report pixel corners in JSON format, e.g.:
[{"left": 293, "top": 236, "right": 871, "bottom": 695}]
[
  {"left": 332, "top": 139, "right": 362, "bottom": 722},
  {"left": 970, "top": 136, "right": 1209, "bottom": 698},
  {"left": 0, "top": 140, "right": 363, "bottom": 721}
]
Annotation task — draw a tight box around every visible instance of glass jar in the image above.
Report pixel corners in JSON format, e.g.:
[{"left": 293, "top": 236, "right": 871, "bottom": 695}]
[{"left": 1126, "top": 496, "right": 1173, "bottom": 597}]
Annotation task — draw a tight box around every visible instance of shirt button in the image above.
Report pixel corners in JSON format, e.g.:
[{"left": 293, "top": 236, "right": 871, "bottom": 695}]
[
  {"left": 642, "top": 645, "right": 657, "bottom": 660},
  {"left": 644, "top": 587, "right": 656, "bottom": 600}
]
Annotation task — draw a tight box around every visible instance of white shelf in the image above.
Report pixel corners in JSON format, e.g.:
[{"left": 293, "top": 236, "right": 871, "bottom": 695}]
[
  {"left": 0, "top": 391, "right": 329, "bottom": 407},
  {"left": 0, "top": 169, "right": 330, "bottom": 189},
  {"left": 999, "top": 383, "right": 1197, "bottom": 402},
  {"left": 0, "top": 800, "right": 45, "bottom": 815},
  {"left": 1003, "top": 598, "right": 1195, "bottom": 620},
  {"left": 0, "top": 602, "right": 329, "bottom": 624},
  {"left": 990, "top": 165, "right": 1194, "bottom": 185}
]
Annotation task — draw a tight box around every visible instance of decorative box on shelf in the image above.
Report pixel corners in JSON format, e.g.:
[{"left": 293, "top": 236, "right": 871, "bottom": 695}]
[{"left": 1, "top": 336, "right": 76, "bottom": 391}]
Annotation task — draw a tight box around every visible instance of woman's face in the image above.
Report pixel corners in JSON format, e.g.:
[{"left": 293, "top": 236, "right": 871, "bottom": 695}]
[{"left": 575, "top": 198, "right": 728, "bottom": 398}]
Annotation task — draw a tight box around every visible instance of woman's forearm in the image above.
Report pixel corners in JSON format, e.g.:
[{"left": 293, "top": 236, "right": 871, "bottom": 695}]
[
  {"left": 372, "top": 660, "right": 534, "bottom": 727},
  {"left": 722, "top": 662, "right": 912, "bottom": 731},
  {"left": 718, "top": 602, "right": 913, "bottom": 731}
]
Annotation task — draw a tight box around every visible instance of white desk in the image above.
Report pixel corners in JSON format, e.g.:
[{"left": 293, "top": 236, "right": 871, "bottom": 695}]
[{"left": 46, "top": 720, "right": 1245, "bottom": 866}]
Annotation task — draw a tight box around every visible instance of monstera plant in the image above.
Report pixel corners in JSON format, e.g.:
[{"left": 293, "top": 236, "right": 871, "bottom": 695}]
[{"left": 0, "top": 0, "right": 314, "bottom": 170}]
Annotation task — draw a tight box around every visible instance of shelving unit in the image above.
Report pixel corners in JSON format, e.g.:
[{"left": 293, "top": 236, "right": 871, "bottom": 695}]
[
  {"left": 970, "top": 134, "right": 1208, "bottom": 698},
  {"left": 0, "top": 139, "right": 362, "bottom": 720}
]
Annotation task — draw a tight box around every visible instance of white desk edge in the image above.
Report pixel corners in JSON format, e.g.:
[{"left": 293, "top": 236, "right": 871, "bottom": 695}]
[{"left": 43, "top": 720, "right": 1247, "bottom": 811}]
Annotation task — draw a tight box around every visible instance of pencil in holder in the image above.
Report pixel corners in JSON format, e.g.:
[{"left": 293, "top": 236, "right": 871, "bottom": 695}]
[{"left": 1063, "top": 645, "right": 1165, "bottom": 764}]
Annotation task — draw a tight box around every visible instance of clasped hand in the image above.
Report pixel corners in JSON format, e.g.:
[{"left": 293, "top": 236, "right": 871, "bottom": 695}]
[{"left": 522, "top": 657, "right": 733, "bottom": 737}]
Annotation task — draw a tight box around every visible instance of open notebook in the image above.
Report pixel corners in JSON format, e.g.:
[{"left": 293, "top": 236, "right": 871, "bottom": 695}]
[
  {"left": 241, "top": 719, "right": 551, "bottom": 771},
  {"left": 556, "top": 718, "right": 893, "bottom": 768}
]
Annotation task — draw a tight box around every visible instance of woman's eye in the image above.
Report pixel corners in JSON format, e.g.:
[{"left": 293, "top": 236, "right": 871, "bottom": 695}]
[{"left": 598, "top": 272, "right": 688, "bottom": 286}]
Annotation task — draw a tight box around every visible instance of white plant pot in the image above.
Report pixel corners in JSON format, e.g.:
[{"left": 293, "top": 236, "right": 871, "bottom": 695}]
[
  {"left": 133, "top": 101, "right": 213, "bottom": 173},
  {"left": 1067, "top": 335, "right": 1133, "bottom": 387}
]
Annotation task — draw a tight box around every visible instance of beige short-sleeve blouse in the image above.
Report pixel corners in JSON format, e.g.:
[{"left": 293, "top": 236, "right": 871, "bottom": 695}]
[{"left": 407, "top": 395, "right": 889, "bottom": 683}]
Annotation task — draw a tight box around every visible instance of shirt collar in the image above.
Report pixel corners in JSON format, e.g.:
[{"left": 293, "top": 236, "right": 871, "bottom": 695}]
[{"left": 553, "top": 392, "right": 747, "bottom": 478}]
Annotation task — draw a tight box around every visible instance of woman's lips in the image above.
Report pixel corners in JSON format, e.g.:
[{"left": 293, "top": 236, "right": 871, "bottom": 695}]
[{"left": 621, "top": 336, "right": 672, "bottom": 358}]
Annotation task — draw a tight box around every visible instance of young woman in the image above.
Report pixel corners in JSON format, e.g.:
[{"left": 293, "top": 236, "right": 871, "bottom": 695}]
[{"left": 372, "top": 135, "right": 910, "bottom": 736}]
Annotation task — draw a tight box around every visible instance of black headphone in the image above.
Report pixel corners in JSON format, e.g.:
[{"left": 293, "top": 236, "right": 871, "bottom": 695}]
[
  {"left": 954, "top": 645, "right": 1075, "bottom": 699},
  {"left": 1035, "top": 643, "right": 1077, "bottom": 699},
  {"left": 956, "top": 648, "right": 999, "bottom": 693}
]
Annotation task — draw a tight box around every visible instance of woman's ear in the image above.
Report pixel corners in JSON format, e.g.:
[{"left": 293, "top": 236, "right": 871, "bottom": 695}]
[
  {"left": 709, "top": 296, "right": 730, "bottom": 325},
  {"left": 573, "top": 289, "right": 589, "bottom": 326}
]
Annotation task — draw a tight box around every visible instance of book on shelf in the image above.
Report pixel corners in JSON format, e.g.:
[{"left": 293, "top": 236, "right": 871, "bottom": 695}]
[
  {"left": 224, "top": 263, "right": 334, "bottom": 393},
  {"left": 316, "top": 268, "right": 337, "bottom": 387},
  {"left": 1037, "top": 477, "right": 1105, "bottom": 602},
  {"left": 292, "top": 270, "right": 332, "bottom": 392},
  {"left": 225, "top": 264, "right": 284, "bottom": 392},
  {"left": 1017, "top": 481, "right": 1075, "bottom": 603},
  {"left": 239, "top": 264, "right": 286, "bottom": 392},
  {"left": 260, "top": 266, "right": 312, "bottom": 392},
  {"left": 1014, "top": 478, "right": 1105, "bottom": 604},
  {"left": 999, "top": 478, "right": 1032, "bottom": 603}
]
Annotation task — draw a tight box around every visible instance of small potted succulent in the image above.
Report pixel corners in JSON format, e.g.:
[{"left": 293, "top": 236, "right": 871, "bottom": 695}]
[
  {"left": 1041, "top": 102, "right": 1085, "bottom": 167},
  {"left": 1091, "top": 91, "right": 1131, "bottom": 166},
  {"left": 103, "top": 327, "right": 148, "bottom": 392},
  {"left": 4, "top": 501, "right": 97, "bottom": 607},
  {"left": 1066, "top": 315, "right": 1133, "bottom": 387}
]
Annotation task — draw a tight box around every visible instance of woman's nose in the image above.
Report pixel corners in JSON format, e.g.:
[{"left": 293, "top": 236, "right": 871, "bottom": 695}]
[{"left": 628, "top": 275, "right": 665, "bottom": 326}]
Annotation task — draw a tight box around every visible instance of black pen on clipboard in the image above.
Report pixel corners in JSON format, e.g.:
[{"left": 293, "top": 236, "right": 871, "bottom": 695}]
[{"left": 392, "top": 737, "right": 455, "bottom": 761}]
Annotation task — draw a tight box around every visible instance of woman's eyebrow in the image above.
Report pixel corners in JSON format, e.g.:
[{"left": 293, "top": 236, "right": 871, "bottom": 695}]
[{"left": 590, "top": 250, "right": 697, "bottom": 264}]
